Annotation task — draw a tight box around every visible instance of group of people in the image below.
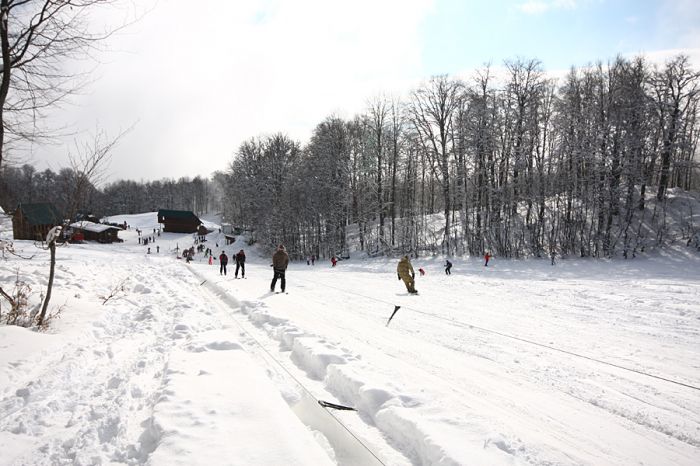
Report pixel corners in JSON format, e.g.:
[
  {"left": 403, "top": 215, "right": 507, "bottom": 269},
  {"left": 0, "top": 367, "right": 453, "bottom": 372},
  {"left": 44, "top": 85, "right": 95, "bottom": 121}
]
[
  {"left": 194, "top": 236, "right": 493, "bottom": 297},
  {"left": 395, "top": 252, "right": 495, "bottom": 294},
  {"left": 219, "top": 243, "right": 290, "bottom": 293},
  {"left": 218, "top": 249, "right": 246, "bottom": 278}
]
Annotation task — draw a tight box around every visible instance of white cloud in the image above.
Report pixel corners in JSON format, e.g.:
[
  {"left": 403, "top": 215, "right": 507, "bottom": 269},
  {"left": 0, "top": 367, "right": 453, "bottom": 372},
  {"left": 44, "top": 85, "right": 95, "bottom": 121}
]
[
  {"left": 659, "top": 0, "right": 700, "bottom": 48},
  {"left": 517, "top": 0, "right": 577, "bottom": 15},
  {"left": 22, "top": 0, "right": 434, "bottom": 182},
  {"left": 632, "top": 48, "right": 700, "bottom": 68}
]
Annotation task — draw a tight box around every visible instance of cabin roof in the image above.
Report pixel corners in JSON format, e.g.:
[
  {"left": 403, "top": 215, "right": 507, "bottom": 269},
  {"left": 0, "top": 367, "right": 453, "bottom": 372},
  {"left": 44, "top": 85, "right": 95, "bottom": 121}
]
[{"left": 15, "top": 203, "right": 62, "bottom": 226}]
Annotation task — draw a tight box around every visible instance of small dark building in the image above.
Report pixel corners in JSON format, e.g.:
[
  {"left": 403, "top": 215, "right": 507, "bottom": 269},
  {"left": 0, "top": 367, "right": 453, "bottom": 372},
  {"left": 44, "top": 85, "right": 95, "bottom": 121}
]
[
  {"left": 197, "top": 225, "right": 211, "bottom": 237},
  {"left": 69, "top": 221, "right": 122, "bottom": 243},
  {"left": 12, "top": 202, "right": 62, "bottom": 241},
  {"left": 157, "top": 209, "right": 202, "bottom": 233}
]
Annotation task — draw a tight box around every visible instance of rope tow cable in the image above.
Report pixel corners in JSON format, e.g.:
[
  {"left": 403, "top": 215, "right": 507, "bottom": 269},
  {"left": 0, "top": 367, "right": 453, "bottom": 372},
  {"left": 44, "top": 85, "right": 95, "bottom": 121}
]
[
  {"left": 188, "top": 267, "right": 387, "bottom": 466},
  {"left": 293, "top": 275, "right": 700, "bottom": 392}
]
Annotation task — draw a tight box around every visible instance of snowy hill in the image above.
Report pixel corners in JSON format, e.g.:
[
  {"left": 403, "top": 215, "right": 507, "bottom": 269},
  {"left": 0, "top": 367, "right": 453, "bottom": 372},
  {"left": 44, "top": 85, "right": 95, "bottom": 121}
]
[{"left": 0, "top": 213, "right": 699, "bottom": 464}]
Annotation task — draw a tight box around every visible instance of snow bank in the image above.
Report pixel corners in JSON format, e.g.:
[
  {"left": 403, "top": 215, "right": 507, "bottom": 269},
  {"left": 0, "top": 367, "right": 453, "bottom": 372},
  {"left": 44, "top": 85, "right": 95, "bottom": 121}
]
[{"left": 145, "top": 331, "right": 333, "bottom": 466}]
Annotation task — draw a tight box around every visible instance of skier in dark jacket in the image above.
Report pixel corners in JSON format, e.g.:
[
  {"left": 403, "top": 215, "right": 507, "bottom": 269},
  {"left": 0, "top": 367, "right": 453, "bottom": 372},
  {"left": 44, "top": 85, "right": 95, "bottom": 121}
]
[
  {"left": 235, "top": 249, "right": 246, "bottom": 278},
  {"left": 445, "top": 260, "right": 452, "bottom": 275},
  {"left": 219, "top": 251, "right": 229, "bottom": 275},
  {"left": 270, "top": 245, "right": 289, "bottom": 292}
]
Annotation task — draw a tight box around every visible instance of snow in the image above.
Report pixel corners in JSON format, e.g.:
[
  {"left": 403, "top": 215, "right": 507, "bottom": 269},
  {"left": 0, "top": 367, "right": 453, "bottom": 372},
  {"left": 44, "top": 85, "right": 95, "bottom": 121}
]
[
  {"left": 69, "top": 221, "right": 119, "bottom": 234},
  {"left": 1, "top": 211, "right": 699, "bottom": 465}
]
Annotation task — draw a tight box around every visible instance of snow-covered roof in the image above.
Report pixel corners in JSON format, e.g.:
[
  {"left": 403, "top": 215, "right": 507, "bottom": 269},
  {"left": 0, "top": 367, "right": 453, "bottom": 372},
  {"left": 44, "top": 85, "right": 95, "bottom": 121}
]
[{"left": 70, "top": 221, "right": 120, "bottom": 233}]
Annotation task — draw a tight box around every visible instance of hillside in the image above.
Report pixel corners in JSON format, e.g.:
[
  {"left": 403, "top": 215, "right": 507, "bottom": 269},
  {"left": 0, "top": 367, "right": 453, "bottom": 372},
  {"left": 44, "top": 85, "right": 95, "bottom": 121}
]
[{"left": 0, "top": 211, "right": 698, "bottom": 464}]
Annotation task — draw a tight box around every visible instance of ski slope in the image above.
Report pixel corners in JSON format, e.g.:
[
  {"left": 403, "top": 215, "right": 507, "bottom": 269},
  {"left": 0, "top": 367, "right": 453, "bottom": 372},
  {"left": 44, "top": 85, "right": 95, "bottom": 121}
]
[{"left": 1, "top": 212, "right": 699, "bottom": 465}]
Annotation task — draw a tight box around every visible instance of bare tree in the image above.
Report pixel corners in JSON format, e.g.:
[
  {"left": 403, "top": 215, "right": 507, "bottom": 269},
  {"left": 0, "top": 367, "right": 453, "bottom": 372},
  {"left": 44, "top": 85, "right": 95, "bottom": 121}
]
[
  {"left": 367, "top": 96, "right": 389, "bottom": 248},
  {"left": 37, "top": 127, "right": 126, "bottom": 327},
  {"left": 652, "top": 56, "right": 700, "bottom": 201},
  {"left": 408, "top": 75, "right": 462, "bottom": 255},
  {"left": 0, "top": 0, "right": 130, "bottom": 171}
]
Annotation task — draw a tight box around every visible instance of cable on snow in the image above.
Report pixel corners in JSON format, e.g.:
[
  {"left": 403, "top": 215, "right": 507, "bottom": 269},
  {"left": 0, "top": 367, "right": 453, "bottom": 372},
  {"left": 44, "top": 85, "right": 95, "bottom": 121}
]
[
  {"left": 293, "top": 275, "right": 700, "bottom": 392},
  {"left": 189, "top": 266, "right": 388, "bottom": 466}
]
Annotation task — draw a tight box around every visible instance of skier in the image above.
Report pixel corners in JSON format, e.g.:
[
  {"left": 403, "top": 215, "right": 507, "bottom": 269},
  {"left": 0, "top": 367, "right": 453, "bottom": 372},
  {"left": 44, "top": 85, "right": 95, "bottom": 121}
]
[
  {"left": 445, "top": 260, "right": 452, "bottom": 275},
  {"left": 270, "top": 245, "right": 289, "bottom": 293},
  {"left": 397, "top": 256, "right": 417, "bottom": 294},
  {"left": 484, "top": 252, "right": 492, "bottom": 267},
  {"left": 418, "top": 268, "right": 425, "bottom": 276},
  {"left": 156, "top": 245, "right": 160, "bottom": 253},
  {"left": 235, "top": 249, "right": 246, "bottom": 278},
  {"left": 311, "top": 254, "right": 315, "bottom": 266},
  {"left": 219, "top": 251, "right": 229, "bottom": 275},
  {"left": 208, "top": 255, "right": 213, "bottom": 265},
  {"left": 331, "top": 256, "right": 337, "bottom": 267}
]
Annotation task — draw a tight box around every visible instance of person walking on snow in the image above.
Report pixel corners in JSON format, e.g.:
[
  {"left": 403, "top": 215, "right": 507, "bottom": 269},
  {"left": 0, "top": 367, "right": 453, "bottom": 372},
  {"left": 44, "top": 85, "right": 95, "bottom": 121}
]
[
  {"left": 270, "top": 245, "right": 289, "bottom": 293},
  {"left": 397, "top": 256, "right": 418, "bottom": 294},
  {"left": 331, "top": 256, "right": 337, "bottom": 267},
  {"left": 445, "top": 260, "right": 452, "bottom": 275},
  {"left": 484, "top": 252, "right": 492, "bottom": 267},
  {"left": 219, "top": 251, "right": 229, "bottom": 275},
  {"left": 235, "top": 249, "right": 246, "bottom": 278}
]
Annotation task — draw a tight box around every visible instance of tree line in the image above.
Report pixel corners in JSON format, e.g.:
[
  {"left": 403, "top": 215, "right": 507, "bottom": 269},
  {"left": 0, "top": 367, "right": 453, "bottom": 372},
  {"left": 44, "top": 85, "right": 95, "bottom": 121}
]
[
  {"left": 0, "top": 164, "right": 217, "bottom": 219},
  {"left": 223, "top": 54, "right": 699, "bottom": 260}
]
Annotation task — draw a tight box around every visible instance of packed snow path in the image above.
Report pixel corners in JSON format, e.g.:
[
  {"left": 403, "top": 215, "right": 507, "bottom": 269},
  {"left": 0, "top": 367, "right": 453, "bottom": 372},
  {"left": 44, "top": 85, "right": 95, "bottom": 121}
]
[
  {"left": 196, "top": 253, "right": 700, "bottom": 465},
  {"left": 0, "top": 249, "right": 335, "bottom": 465},
  {"left": 1, "top": 215, "right": 699, "bottom": 465}
]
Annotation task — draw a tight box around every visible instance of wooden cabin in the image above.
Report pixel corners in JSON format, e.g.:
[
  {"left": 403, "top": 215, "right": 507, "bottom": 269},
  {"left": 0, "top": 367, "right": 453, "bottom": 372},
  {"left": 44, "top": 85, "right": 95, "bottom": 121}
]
[
  {"left": 69, "top": 221, "right": 122, "bottom": 243},
  {"left": 157, "top": 209, "right": 202, "bottom": 233},
  {"left": 12, "top": 202, "right": 62, "bottom": 241}
]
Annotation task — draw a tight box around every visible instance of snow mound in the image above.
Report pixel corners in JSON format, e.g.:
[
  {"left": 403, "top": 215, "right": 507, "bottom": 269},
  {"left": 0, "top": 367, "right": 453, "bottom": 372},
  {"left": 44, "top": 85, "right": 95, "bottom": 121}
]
[{"left": 146, "top": 347, "right": 333, "bottom": 465}]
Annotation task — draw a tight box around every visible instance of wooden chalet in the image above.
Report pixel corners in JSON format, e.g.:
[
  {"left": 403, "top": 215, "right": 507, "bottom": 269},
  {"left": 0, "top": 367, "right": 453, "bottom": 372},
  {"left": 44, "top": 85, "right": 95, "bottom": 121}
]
[
  {"left": 69, "top": 221, "right": 122, "bottom": 243},
  {"left": 197, "top": 225, "right": 211, "bottom": 236},
  {"left": 12, "top": 202, "right": 62, "bottom": 241},
  {"left": 157, "top": 209, "right": 202, "bottom": 233}
]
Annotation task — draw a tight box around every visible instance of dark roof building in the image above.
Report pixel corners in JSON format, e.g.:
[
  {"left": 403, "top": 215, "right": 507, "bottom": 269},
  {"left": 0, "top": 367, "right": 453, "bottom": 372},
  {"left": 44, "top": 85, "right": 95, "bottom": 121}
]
[
  {"left": 12, "top": 203, "right": 63, "bottom": 241},
  {"left": 69, "top": 221, "right": 122, "bottom": 243},
  {"left": 157, "top": 209, "right": 202, "bottom": 233}
]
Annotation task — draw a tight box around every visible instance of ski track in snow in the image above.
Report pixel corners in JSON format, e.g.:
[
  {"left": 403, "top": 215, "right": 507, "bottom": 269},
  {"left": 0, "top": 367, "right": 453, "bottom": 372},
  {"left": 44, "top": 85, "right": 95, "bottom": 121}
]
[
  {"left": 1, "top": 213, "right": 699, "bottom": 465},
  {"left": 194, "top": 257, "right": 700, "bottom": 465}
]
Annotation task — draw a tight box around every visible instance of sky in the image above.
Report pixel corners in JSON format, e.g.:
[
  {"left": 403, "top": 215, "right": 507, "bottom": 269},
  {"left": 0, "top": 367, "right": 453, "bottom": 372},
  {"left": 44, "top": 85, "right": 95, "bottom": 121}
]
[{"left": 13, "top": 0, "right": 700, "bottom": 183}]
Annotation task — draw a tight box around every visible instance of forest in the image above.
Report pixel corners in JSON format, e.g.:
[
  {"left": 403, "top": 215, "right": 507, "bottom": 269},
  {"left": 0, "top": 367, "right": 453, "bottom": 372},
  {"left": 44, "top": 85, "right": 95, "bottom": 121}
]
[
  {"left": 1, "top": 54, "right": 699, "bottom": 260},
  {"left": 223, "top": 55, "right": 700, "bottom": 260}
]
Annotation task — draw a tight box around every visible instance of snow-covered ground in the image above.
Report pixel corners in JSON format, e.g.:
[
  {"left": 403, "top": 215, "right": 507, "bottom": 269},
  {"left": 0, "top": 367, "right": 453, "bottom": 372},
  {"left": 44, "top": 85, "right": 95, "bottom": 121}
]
[{"left": 1, "top": 212, "right": 699, "bottom": 465}]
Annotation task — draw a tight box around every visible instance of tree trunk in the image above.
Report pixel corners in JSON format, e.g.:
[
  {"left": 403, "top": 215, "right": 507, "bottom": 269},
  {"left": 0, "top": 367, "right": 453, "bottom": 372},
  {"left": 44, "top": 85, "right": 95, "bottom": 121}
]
[
  {"left": 0, "top": 0, "right": 12, "bottom": 170},
  {"left": 37, "top": 240, "right": 56, "bottom": 327}
]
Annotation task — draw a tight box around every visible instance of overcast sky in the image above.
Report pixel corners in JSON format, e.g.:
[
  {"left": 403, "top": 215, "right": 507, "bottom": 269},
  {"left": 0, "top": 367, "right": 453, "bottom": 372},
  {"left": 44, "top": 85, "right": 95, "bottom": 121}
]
[{"left": 17, "top": 0, "right": 700, "bottom": 184}]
